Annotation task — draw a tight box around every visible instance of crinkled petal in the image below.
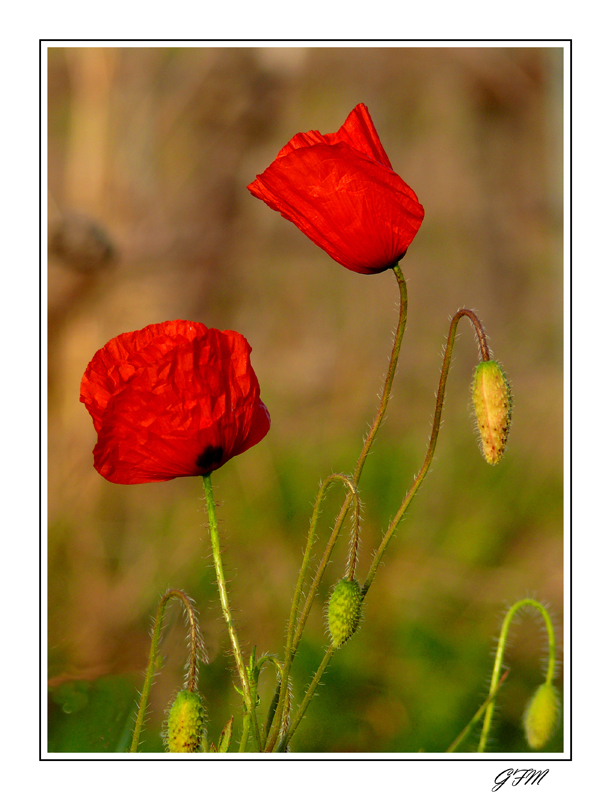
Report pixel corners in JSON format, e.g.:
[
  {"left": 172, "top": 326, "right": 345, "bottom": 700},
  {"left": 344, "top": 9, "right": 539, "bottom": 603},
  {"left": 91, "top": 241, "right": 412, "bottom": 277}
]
[
  {"left": 249, "top": 142, "right": 424, "bottom": 274},
  {"left": 80, "top": 322, "right": 270, "bottom": 484}
]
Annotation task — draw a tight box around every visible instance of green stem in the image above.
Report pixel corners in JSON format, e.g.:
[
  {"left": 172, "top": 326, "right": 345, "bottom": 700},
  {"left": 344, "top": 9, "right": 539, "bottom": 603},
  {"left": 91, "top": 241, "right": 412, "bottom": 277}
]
[
  {"left": 478, "top": 598, "right": 556, "bottom": 753},
  {"left": 266, "top": 265, "right": 408, "bottom": 751},
  {"left": 265, "top": 473, "right": 359, "bottom": 751},
  {"left": 446, "top": 669, "right": 509, "bottom": 753},
  {"left": 354, "top": 264, "right": 408, "bottom": 484},
  {"left": 202, "top": 474, "right": 258, "bottom": 749},
  {"left": 129, "top": 589, "right": 201, "bottom": 753},
  {"left": 362, "top": 308, "right": 489, "bottom": 596},
  {"left": 276, "top": 645, "right": 335, "bottom": 752}
]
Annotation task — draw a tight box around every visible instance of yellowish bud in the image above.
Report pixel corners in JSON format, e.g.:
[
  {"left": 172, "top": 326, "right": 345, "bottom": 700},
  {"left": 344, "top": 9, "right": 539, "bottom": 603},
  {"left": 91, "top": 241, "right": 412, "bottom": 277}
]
[
  {"left": 471, "top": 360, "right": 512, "bottom": 465},
  {"left": 165, "top": 689, "right": 205, "bottom": 753},
  {"left": 326, "top": 578, "right": 362, "bottom": 649},
  {"left": 523, "top": 683, "right": 560, "bottom": 750}
]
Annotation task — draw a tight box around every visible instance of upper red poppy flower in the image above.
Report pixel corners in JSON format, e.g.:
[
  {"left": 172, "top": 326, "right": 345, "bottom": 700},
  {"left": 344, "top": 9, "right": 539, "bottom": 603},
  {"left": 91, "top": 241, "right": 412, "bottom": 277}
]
[
  {"left": 248, "top": 103, "right": 425, "bottom": 275},
  {"left": 80, "top": 320, "right": 270, "bottom": 484}
]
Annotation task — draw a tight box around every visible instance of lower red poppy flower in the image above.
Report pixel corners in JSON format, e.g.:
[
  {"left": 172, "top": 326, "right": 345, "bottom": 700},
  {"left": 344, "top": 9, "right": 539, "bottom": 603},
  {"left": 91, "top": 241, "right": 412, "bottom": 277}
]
[
  {"left": 248, "top": 103, "right": 424, "bottom": 275},
  {"left": 80, "top": 320, "right": 270, "bottom": 484}
]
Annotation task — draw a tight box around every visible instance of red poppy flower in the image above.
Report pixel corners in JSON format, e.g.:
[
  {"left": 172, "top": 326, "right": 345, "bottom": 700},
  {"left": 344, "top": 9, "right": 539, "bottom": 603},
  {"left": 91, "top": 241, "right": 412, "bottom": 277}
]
[
  {"left": 248, "top": 103, "right": 424, "bottom": 275},
  {"left": 80, "top": 320, "right": 270, "bottom": 484}
]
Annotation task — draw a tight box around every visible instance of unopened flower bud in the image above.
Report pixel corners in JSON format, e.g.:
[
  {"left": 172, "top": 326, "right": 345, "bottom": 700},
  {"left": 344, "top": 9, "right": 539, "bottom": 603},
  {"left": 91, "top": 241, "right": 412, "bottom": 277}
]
[
  {"left": 326, "top": 578, "right": 362, "bottom": 649},
  {"left": 471, "top": 360, "right": 512, "bottom": 465},
  {"left": 164, "top": 689, "right": 205, "bottom": 753},
  {"left": 523, "top": 683, "right": 560, "bottom": 750}
]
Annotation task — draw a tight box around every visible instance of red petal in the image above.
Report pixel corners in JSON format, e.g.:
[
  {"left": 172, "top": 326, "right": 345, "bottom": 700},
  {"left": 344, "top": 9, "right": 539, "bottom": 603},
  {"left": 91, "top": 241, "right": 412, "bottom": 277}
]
[
  {"left": 249, "top": 142, "right": 424, "bottom": 274},
  {"left": 80, "top": 322, "right": 270, "bottom": 484},
  {"left": 275, "top": 104, "right": 392, "bottom": 170}
]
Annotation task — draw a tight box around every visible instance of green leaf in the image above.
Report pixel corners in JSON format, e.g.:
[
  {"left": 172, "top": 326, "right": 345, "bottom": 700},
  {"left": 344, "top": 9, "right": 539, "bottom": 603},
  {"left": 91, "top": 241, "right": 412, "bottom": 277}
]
[{"left": 218, "top": 716, "right": 233, "bottom": 753}]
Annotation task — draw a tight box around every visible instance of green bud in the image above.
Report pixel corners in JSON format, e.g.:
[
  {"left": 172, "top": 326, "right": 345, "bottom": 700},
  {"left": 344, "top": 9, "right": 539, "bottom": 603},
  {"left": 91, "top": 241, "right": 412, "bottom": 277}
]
[
  {"left": 471, "top": 360, "right": 512, "bottom": 465},
  {"left": 523, "top": 683, "right": 560, "bottom": 750},
  {"left": 326, "top": 578, "right": 362, "bottom": 649},
  {"left": 164, "top": 689, "right": 205, "bottom": 753}
]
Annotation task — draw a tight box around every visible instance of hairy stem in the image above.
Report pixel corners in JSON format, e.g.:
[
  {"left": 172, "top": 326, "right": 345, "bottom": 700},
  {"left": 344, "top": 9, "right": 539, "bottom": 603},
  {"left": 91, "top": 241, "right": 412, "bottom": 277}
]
[
  {"left": 292, "top": 265, "right": 407, "bottom": 652},
  {"left": 129, "top": 589, "right": 201, "bottom": 753},
  {"left": 276, "top": 646, "right": 335, "bottom": 752},
  {"left": 478, "top": 598, "right": 556, "bottom": 753},
  {"left": 265, "top": 473, "right": 359, "bottom": 751},
  {"left": 265, "top": 265, "right": 407, "bottom": 751},
  {"left": 362, "top": 308, "right": 490, "bottom": 596},
  {"left": 202, "top": 474, "right": 259, "bottom": 749}
]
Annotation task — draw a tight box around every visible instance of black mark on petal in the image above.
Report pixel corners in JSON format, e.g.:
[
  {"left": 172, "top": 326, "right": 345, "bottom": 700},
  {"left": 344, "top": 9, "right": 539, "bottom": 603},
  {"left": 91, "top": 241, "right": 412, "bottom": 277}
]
[{"left": 196, "top": 444, "right": 224, "bottom": 474}]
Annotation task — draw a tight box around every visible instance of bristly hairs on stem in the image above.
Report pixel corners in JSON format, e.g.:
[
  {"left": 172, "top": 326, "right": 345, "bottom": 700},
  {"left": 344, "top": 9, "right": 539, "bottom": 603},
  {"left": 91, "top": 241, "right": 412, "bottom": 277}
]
[
  {"left": 361, "top": 307, "right": 494, "bottom": 597},
  {"left": 265, "top": 472, "right": 362, "bottom": 751},
  {"left": 202, "top": 474, "right": 262, "bottom": 751},
  {"left": 265, "top": 265, "right": 408, "bottom": 752},
  {"left": 129, "top": 589, "right": 207, "bottom": 753},
  {"left": 478, "top": 597, "right": 559, "bottom": 753}
]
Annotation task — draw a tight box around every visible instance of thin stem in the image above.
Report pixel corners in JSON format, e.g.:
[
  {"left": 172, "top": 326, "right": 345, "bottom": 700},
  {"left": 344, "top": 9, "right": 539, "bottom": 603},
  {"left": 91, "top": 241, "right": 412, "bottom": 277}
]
[
  {"left": 290, "top": 476, "right": 360, "bottom": 652},
  {"left": 265, "top": 473, "right": 359, "bottom": 751},
  {"left": 266, "top": 265, "right": 408, "bottom": 752},
  {"left": 362, "top": 308, "right": 490, "bottom": 596},
  {"left": 478, "top": 599, "right": 556, "bottom": 753},
  {"left": 288, "top": 474, "right": 360, "bottom": 656},
  {"left": 354, "top": 264, "right": 408, "bottom": 483},
  {"left": 289, "top": 267, "right": 405, "bottom": 659},
  {"left": 129, "top": 589, "right": 201, "bottom": 753},
  {"left": 457, "top": 308, "right": 490, "bottom": 361},
  {"left": 446, "top": 669, "right": 509, "bottom": 753},
  {"left": 276, "top": 645, "right": 335, "bottom": 752},
  {"left": 238, "top": 716, "right": 251, "bottom": 753},
  {"left": 298, "top": 264, "right": 406, "bottom": 614},
  {"left": 345, "top": 510, "right": 360, "bottom": 581},
  {"left": 202, "top": 474, "right": 257, "bottom": 747}
]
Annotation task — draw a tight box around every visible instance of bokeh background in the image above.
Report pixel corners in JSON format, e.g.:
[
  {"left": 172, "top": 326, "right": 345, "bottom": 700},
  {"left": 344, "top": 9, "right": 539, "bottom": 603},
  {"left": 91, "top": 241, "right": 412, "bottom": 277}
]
[{"left": 47, "top": 45, "right": 564, "bottom": 754}]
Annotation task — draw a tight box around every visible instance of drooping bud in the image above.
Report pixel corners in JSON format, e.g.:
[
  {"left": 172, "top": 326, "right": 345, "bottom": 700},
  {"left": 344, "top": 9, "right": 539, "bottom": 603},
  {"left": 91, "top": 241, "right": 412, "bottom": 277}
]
[
  {"left": 523, "top": 683, "right": 560, "bottom": 750},
  {"left": 326, "top": 578, "right": 362, "bottom": 649},
  {"left": 164, "top": 689, "right": 205, "bottom": 753},
  {"left": 471, "top": 360, "right": 512, "bottom": 465}
]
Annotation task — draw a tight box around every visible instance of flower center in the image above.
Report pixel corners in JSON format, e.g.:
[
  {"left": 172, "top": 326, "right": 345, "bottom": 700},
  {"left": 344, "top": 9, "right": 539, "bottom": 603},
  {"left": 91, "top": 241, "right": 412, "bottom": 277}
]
[{"left": 196, "top": 444, "right": 224, "bottom": 474}]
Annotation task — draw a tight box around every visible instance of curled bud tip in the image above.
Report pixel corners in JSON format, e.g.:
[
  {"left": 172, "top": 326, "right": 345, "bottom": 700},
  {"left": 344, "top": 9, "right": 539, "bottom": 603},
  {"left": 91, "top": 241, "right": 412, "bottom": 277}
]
[
  {"left": 471, "top": 360, "right": 512, "bottom": 465},
  {"left": 326, "top": 578, "right": 363, "bottom": 649},
  {"left": 164, "top": 689, "right": 205, "bottom": 753},
  {"left": 523, "top": 683, "right": 560, "bottom": 750}
]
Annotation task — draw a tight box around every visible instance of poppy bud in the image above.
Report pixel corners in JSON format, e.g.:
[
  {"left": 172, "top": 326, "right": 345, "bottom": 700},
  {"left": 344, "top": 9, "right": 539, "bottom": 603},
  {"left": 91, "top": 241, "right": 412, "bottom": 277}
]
[
  {"left": 164, "top": 689, "right": 205, "bottom": 753},
  {"left": 471, "top": 360, "right": 512, "bottom": 465},
  {"left": 523, "top": 683, "right": 560, "bottom": 750},
  {"left": 326, "top": 578, "right": 363, "bottom": 649}
]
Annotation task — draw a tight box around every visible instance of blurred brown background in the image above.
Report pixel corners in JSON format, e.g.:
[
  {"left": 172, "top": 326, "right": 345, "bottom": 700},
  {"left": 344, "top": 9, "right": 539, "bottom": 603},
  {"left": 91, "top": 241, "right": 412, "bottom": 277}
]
[{"left": 47, "top": 46, "right": 563, "bottom": 753}]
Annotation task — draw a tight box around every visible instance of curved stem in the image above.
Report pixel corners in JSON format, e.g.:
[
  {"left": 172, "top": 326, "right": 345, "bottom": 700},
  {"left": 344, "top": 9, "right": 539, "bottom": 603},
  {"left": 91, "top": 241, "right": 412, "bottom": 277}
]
[
  {"left": 290, "top": 476, "right": 361, "bottom": 652},
  {"left": 290, "top": 265, "right": 406, "bottom": 658},
  {"left": 362, "top": 308, "right": 490, "bottom": 596},
  {"left": 288, "top": 474, "right": 360, "bottom": 656},
  {"left": 265, "top": 472, "right": 359, "bottom": 751},
  {"left": 457, "top": 308, "right": 490, "bottom": 361},
  {"left": 266, "top": 265, "right": 408, "bottom": 751},
  {"left": 302, "top": 264, "right": 405, "bottom": 608},
  {"left": 354, "top": 264, "right": 408, "bottom": 483},
  {"left": 129, "top": 589, "right": 202, "bottom": 753},
  {"left": 202, "top": 474, "right": 256, "bottom": 745},
  {"left": 478, "top": 599, "right": 556, "bottom": 753}
]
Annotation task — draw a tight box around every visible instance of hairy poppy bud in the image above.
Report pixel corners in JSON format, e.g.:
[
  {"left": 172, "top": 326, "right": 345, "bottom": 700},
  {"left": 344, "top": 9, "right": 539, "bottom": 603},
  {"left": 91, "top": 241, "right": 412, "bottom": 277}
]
[
  {"left": 326, "top": 578, "right": 362, "bottom": 648},
  {"left": 471, "top": 360, "right": 512, "bottom": 465},
  {"left": 523, "top": 683, "right": 560, "bottom": 750},
  {"left": 164, "top": 689, "right": 205, "bottom": 753}
]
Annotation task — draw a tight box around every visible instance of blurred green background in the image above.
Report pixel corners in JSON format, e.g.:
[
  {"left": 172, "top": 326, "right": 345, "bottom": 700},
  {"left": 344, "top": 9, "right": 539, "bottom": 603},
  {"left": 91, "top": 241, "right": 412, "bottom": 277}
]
[{"left": 47, "top": 46, "right": 563, "bottom": 754}]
